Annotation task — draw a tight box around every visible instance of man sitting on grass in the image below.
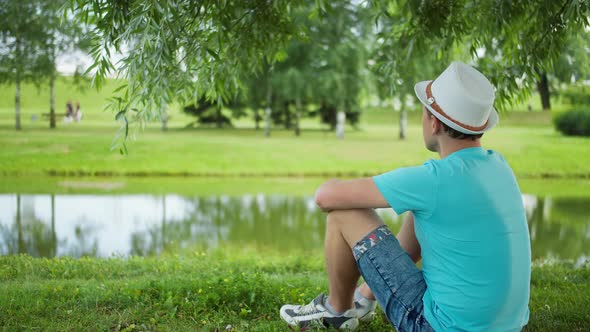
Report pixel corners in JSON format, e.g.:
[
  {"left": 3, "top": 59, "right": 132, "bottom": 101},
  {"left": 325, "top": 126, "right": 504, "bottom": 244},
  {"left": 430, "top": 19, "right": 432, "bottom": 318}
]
[{"left": 280, "top": 62, "right": 531, "bottom": 331}]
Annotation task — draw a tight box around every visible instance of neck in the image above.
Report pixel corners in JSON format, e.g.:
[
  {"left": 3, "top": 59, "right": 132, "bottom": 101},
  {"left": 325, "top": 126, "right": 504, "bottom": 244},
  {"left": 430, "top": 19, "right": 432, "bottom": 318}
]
[{"left": 437, "top": 138, "right": 481, "bottom": 159}]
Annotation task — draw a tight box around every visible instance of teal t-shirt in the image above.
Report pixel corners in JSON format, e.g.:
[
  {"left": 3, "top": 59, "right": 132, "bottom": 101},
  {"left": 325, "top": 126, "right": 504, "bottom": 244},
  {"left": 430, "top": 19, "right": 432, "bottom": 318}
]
[{"left": 373, "top": 147, "right": 531, "bottom": 332}]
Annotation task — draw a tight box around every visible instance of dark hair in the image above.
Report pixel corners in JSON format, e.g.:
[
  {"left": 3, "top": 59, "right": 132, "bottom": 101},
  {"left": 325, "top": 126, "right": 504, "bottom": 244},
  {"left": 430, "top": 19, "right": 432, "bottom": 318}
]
[{"left": 427, "top": 111, "right": 483, "bottom": 141}]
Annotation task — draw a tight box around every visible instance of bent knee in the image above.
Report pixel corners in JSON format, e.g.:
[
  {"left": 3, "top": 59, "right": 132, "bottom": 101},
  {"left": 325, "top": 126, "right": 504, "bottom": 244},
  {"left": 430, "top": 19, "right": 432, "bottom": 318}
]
[
  {"left": 326, "top": 209, "right": 383, "bottom": 228},
  {"left": 327, "top": 208, "right": 372, "bottom": 221},
  {"left": 326, "top": 209, "right": 386, "bottom": 247}
]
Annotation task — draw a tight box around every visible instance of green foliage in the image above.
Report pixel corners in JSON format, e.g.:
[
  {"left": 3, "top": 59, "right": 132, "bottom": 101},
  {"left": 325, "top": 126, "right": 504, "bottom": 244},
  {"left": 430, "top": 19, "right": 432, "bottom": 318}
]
[
  {"left": 0, "top": 0, "right": 51, "bottom": 85},
  {"left": 241, "top": 1, "right": 370, "bottom": 132},
  {"left": 68, "top": 0, "right": 590, "bottom": 145},
  {"left": 559, "top": 85, "right": 590, "bottom": 106},
  {"left": 554, "top": 109, "right": 590, "bottom": 137},
  {"left": 554, "top": 28, "right": 590, "bottom": 83},
  {"left": 369, "top": 0, "right": 590, "bottom": 111},
  {"left": 70, "top": 0, "right": 304, "bottom": 150},
  {"left": 182, "top": 98, "right": 245, "bottom": 128},
  {"left": 0, "top": 0, "right": 92, "bottom": 130},
  {"left": 316, "top": 103, "right": 361, "bottom": 128}
]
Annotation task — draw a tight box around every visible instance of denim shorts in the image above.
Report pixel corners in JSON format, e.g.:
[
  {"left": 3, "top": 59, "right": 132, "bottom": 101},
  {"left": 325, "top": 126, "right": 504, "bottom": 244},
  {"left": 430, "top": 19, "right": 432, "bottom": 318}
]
[{"left": 354, "top": 225, "right": 435, "bottom": 332}]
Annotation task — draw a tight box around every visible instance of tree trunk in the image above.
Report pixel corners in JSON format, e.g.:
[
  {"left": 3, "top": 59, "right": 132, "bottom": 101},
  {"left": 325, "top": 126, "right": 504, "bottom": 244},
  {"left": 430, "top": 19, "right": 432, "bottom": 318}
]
[
  {"left": 537, "top": 72, "right": 551, "bottom": 111},
  {"left": 254, "top": 106, "right": 260, "bottom": 130},
  {"left": 216, "top": 105, "right": 222, "bottom": 128},
  {"left": 15, "top": 37, "right": 21, "bottom": 131},
  {"left": 284, "top": 101, "right": 291, "bottom": 129},
  {"left": 161, "top": 110, "right": 168, "bottom": 131},
  {"left": 265, "top": 107, "right": 271, "bottom": 137},
  {"left": 399, "top": 100, "right": 407, "bottom": 140},
  {"left": 336, "top": 109, "right": 345, "bottom": 139},
  {"left": 15, "top": 67, "right": 21, "bottom": 131},
  {"left": 49, "top": 37, "right": 56, "bottom": 129},
  {"left": 50, "top": 73, "right": 56, "bottom": 128},
  {"left": 295, "top": 97, "right": 301, "bottom": 136},
  {"left": 265, "top": 85, "right": 272, "bottom": 137}
]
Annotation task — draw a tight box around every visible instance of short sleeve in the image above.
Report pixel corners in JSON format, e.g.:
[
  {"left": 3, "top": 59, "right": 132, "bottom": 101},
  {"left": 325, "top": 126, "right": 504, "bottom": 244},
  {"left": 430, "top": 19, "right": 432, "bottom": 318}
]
[{"left": 372, "top": 162, "right": 437, "bottom": 218}]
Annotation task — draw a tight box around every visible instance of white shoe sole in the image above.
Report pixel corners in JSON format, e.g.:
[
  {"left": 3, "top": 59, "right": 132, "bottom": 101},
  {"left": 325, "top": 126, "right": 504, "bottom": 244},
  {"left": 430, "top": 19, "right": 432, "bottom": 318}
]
[
  {"left": 358, "top": 310, "right": 376, "bottom": 322},
  {"left": 280, "top": 306, "right": 360, "bottom": 330}
]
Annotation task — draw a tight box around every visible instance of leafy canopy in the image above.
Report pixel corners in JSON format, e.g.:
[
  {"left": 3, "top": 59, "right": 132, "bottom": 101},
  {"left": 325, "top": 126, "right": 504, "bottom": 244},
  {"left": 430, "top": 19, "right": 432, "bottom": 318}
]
[{"left": 71, "top": 0, "right": 589, "bottom": 149}]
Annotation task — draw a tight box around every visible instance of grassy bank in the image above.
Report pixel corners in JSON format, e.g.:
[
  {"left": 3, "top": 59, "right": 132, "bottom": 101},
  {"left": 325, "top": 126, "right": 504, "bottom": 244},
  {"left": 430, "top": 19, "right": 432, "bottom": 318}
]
[
  {"left": 2, "top": 176, "right": 590, "bottom": 198},
  {"left": 1, "top": 250, "right": 588, "bottom": 331},
  {"left": 2, "top": 77, "right": 589, "bottom": 180},
  {"left": 1, "top": 123, "right": 590, "bottom": 180},
  {"left": 1, "top": 79, "right": 589, "bottom": 332}
]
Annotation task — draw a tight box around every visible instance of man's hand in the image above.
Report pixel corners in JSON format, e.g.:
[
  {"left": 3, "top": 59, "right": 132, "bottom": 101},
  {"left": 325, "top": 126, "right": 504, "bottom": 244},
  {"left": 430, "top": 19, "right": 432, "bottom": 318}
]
[{"left": 314, "top": 178, "right": 389, "bottom": 212}]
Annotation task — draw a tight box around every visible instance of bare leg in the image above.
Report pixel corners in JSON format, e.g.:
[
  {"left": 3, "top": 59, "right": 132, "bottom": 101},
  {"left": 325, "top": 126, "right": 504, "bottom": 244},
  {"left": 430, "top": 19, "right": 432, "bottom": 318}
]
[
  {"left": 357, "top": 212, "right": 421, "bottom": 300},
  {"left": 325, "top": 209, "right": 384, "bottom": 312}
]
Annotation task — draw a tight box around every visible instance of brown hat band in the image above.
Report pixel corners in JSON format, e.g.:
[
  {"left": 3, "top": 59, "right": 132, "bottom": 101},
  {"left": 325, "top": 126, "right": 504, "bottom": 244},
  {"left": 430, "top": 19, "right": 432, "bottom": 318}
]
[{"left": 426, "top": 81, "right": 489, "bottom": 132}]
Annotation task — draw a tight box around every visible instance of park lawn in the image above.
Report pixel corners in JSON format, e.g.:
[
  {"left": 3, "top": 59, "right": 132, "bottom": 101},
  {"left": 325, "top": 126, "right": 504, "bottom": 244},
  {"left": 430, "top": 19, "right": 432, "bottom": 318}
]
[
  {"left": 1, "top": 79, "right": 589, "bottom": 332},
  {"left": 1, "top": 249, "right": 588, "bottom": 332},
  {"left": 2, "top": 77, "right": 589, "bottom": 180},
  {"left": 2, "top": 176, "right": 590, "bottom": 198},
  {"left": 1, "top": 122, "right": 590, "bottom": 179}
]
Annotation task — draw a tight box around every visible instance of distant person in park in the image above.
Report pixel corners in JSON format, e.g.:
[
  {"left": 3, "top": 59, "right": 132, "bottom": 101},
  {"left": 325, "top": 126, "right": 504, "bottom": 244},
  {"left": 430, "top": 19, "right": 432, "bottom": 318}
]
[
  {"left": 74, "top": 101, "right": 82, "bottom": 122},
  {"left": 280, "top": 62, "right": 531, "bottom": 331},
  {"left": 65, "top": 100, "right": 73, "bottom": 117},
  {"left": 64, "top": 100, "right": 74, "bottom": 123}
]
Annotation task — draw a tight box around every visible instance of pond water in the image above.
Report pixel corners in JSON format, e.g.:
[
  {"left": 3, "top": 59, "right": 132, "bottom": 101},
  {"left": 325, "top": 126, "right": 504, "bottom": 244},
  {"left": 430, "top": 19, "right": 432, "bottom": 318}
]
[{"left": 0, "top": 193, "right": 589, "bottom": 263}]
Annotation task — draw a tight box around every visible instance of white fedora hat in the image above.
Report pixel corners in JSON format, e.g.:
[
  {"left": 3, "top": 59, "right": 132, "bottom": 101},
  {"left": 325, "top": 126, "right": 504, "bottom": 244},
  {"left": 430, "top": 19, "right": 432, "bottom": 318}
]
[{"left": 414, "top": 61, "right": 499, "bottom": 134}]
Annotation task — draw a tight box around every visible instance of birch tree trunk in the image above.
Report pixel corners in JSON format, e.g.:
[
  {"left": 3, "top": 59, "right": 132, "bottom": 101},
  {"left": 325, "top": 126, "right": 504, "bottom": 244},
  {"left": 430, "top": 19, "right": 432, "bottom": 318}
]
[
  {"left": 336, "top": 109, "right": 345, "bottom": 139},
  {"left": 161, "top": 111, "right": 168, "bottom": 131}
]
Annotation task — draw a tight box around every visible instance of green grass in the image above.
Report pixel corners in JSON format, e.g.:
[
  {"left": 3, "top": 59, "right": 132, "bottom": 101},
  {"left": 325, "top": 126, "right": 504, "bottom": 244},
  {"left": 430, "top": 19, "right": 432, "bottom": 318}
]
[
  {"left": 1, "top": 250, "right": 588, "bottom": 331},
  {"left": 1, "top": 78, "right": 590, "bottom": 331},
  {"left": 2, "top": 176, "right": 590, "bottom": 198},
  {"left": 2, "top": 78, "right": 589, "bottom": 180},
  {"left": 1, "top": 123, "right": 589, "bottom": 179},
  {"left": 1, "top": 77, "right": 588, "bottom": 180}
]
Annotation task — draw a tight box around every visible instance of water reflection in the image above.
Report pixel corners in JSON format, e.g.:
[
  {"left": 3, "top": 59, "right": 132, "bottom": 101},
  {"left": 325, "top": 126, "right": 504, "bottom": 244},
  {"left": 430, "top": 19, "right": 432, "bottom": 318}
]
[{"left": 0, "top": 193, "right": 588, "bottom": 261}]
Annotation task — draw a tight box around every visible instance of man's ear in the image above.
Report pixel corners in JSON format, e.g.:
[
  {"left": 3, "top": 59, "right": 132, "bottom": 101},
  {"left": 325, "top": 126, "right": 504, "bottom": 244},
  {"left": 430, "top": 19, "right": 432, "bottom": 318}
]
[{"left": 431, "top": 114, "right": 443, "bottom": 135}]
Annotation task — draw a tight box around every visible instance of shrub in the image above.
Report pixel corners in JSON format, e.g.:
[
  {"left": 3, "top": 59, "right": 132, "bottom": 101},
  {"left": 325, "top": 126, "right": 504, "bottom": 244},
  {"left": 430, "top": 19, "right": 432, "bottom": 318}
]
[
  {"left": 554, "top": 109, "right": 590, "bottom": 136},
  {"left": 559, "top": 85, "right": 590, "bottom": 106}
]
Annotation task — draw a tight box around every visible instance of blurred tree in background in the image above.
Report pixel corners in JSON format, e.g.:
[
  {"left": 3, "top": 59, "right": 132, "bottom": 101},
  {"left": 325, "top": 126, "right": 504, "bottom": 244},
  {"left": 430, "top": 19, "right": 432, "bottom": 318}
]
[
  {"left": 265, "top": 1, "right": 371, "bottom": 138},
  {"left": 39, "top": 0, "right": 90, "bottom": 128},
  {"left": 70, "top": 0, "right": 302, "bottom": 151},
  {"left": 0, "top": 0, "right": 90, "bottom": 130},
  {"left": 0, "top": 0, "right": 50, "bottom": 130},
  {"left": 366, "top": 0, "right": 589, "bottom": 112},
  {"left": 71, "top": 0, "right": 588, "bottom": 145},
  {"left": 2, "top": 0, "right": 587, "bottom": 143}
]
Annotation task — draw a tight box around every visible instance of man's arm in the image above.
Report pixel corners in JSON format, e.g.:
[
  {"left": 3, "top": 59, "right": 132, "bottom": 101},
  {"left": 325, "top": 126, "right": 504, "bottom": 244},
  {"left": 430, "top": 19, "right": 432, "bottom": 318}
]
[{"left": 314, "top": 178, "right": 389, "bottom": 212}]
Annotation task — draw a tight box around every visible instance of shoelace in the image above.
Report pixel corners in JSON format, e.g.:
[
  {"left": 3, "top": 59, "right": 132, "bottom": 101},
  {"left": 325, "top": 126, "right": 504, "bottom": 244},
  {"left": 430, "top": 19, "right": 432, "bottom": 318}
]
[{"left": 295, "top": 302, "right": 321, "bottom": 316}]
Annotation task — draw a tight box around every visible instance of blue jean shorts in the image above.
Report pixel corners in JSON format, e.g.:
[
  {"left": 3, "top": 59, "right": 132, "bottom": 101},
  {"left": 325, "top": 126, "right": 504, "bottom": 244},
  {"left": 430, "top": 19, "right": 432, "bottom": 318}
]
[{"left": 353, "top": 225, "right": 435, "bottom": 332}]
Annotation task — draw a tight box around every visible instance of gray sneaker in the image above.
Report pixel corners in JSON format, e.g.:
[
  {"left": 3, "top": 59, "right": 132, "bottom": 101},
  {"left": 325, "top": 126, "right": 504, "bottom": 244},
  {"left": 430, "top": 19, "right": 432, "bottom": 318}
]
[
  {"left": 280, "top": 293, "right": 359, "bottom": 330},
  {"left": 354, "top": 296, "right": 377, "bottom": 322}
]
